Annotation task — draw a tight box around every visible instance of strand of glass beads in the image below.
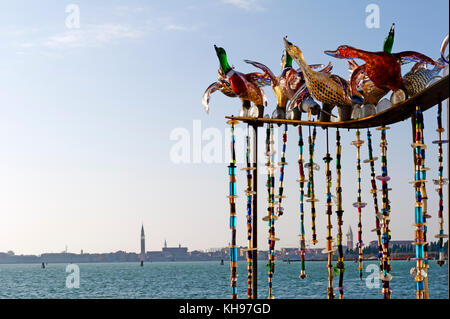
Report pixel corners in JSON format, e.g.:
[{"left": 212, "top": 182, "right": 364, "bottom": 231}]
[
  {"left": 363, "top": 130, "right": 383, "bottom": 271},
  {"left": 264, "top": 124, "right": 278, "bottom": 299},
  {"left": 334, "top": 129, "right": 346, "bottom": 299},
  {"left": 227, "top": 119, "right": 239, "bottom": 299},
  {"left": 351, "top": 130, "right": 366, "bottom": 280},
  {"left": 418, "top": 108, "right": 430, "bottom": 299},
  {"left": 376, "top": 125, "right": 392, "bottom": 299},
  {"left": 410, "top": 107, "right": 428, "bottom": 299},
  {"left": 241, "top": 125, "right": 256, "bottom": 298},
  {"left": 297, "top": 125, "right": 307, "bottom": 279},
  {"left": 432, "top": 102, "right": 449, "bottom": 267},
  {"left": 322, "top": 128, "right": 335, "bottom": 299},
  {"left": 306, "top": 126, "right": 319, "bottom": 245},
  {"left": 276, "top": 124, "right": 289, "bottom": 217}
]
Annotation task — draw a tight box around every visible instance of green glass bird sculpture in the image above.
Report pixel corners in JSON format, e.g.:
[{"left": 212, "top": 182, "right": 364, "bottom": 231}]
[{"left": 202, "top": 45, "right": 271, "bottom": 117}]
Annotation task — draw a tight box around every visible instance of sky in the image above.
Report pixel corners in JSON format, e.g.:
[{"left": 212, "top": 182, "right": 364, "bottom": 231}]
[{"left": 0, "top": 0, "right": 448, "bottom": 255}]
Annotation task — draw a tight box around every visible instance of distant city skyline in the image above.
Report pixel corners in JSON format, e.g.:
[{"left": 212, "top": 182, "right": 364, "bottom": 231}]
[
  {"left": 0, "top": 1, "right": 448, "bottom": 255},
  {"left": 2, "top": 238, "right": 445, "bottom": 265},
  {"left": 2, "top": 224, "right": 417, "bottom": 256}
]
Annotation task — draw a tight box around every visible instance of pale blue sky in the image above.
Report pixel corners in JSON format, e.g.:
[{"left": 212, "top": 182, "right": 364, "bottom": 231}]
[{"left": 0, "top": 0, "right": 448, "bottom": 254}]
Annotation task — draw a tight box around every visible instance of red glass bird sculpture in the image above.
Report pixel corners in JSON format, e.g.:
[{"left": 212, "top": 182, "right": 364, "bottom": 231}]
[
  {"left": 324, "top": 46, "right": 444, "bottom": 102},
  {"left": 347, "top": 59, "right": 389, "bottom": 105}
]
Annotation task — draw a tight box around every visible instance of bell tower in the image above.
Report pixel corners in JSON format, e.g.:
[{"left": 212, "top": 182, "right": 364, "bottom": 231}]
[
  {"left": 140, "top": 224, "right": 145, "bottom": 265},
  {"left": 346, "top": 226, "right": 353, "bottom": 251}
]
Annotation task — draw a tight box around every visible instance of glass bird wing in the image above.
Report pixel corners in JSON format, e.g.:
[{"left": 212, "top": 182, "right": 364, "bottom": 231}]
[
  {"left": 243, "top": 59, "right": 277, "bottom": 85},
  {"left": 441, "top": 35, "right": 449, "bottom": 64},
  {"left": 318, "top": 62, "right": 333, "bottom": 73},
  {"left": 347, "top": 60, "right": 367, "bottom": 88},
  {"left": 329, "top": 74, "right": 349, "bottom": 92},
  {"left": 395, "top": 51, "right": 445, "bottom": 68},
  {"left": 287, "top": 84, "right": 307, "bottom": 110},
  {"left": 202, "top": 81, "right": 224, "bottom": 114},
  {"left": 295, "top": 62, "right": 332, "bottom": 74},
  {"left": 245, "top": 72, "right": 272, "bottom": 87}
]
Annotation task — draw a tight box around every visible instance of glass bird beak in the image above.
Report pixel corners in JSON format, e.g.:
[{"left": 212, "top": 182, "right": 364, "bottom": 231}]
[
  {"left": 324, "top": 50, "right": 337, "bottom": 57},
  {"left": 283, "top": 37, "right": 292, "bottom": 46}
]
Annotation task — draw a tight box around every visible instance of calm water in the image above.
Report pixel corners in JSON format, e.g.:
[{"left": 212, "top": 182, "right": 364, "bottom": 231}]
[{"left": 0, "top": 260, "right": 447, "bottom": 299}]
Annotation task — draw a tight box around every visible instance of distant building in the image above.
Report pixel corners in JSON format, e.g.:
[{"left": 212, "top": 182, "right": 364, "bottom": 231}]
[
  {"left": 369, "top": 240, "right": 413, "bottom": 248},
  {"left": 140, "top": 225, "right": 145, "bottom": 262},
  {"left": 280, "top": 248, "right": 298, "bottom": 256},
  {"left": 346, "top": 226, "right": 353, "bottom": 251},
  {"left": 162, "top": 243, "right": 188, "bottom": 261}
]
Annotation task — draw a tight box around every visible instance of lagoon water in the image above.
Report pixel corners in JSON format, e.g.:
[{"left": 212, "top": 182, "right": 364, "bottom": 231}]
[{"left": 0, "top": 260, "right": 447, "bottom": 299}]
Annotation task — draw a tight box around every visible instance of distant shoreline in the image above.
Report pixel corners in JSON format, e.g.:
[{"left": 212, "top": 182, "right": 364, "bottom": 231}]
[{"left": 1, "top": 257, "right": 446, "bottom": 265}]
